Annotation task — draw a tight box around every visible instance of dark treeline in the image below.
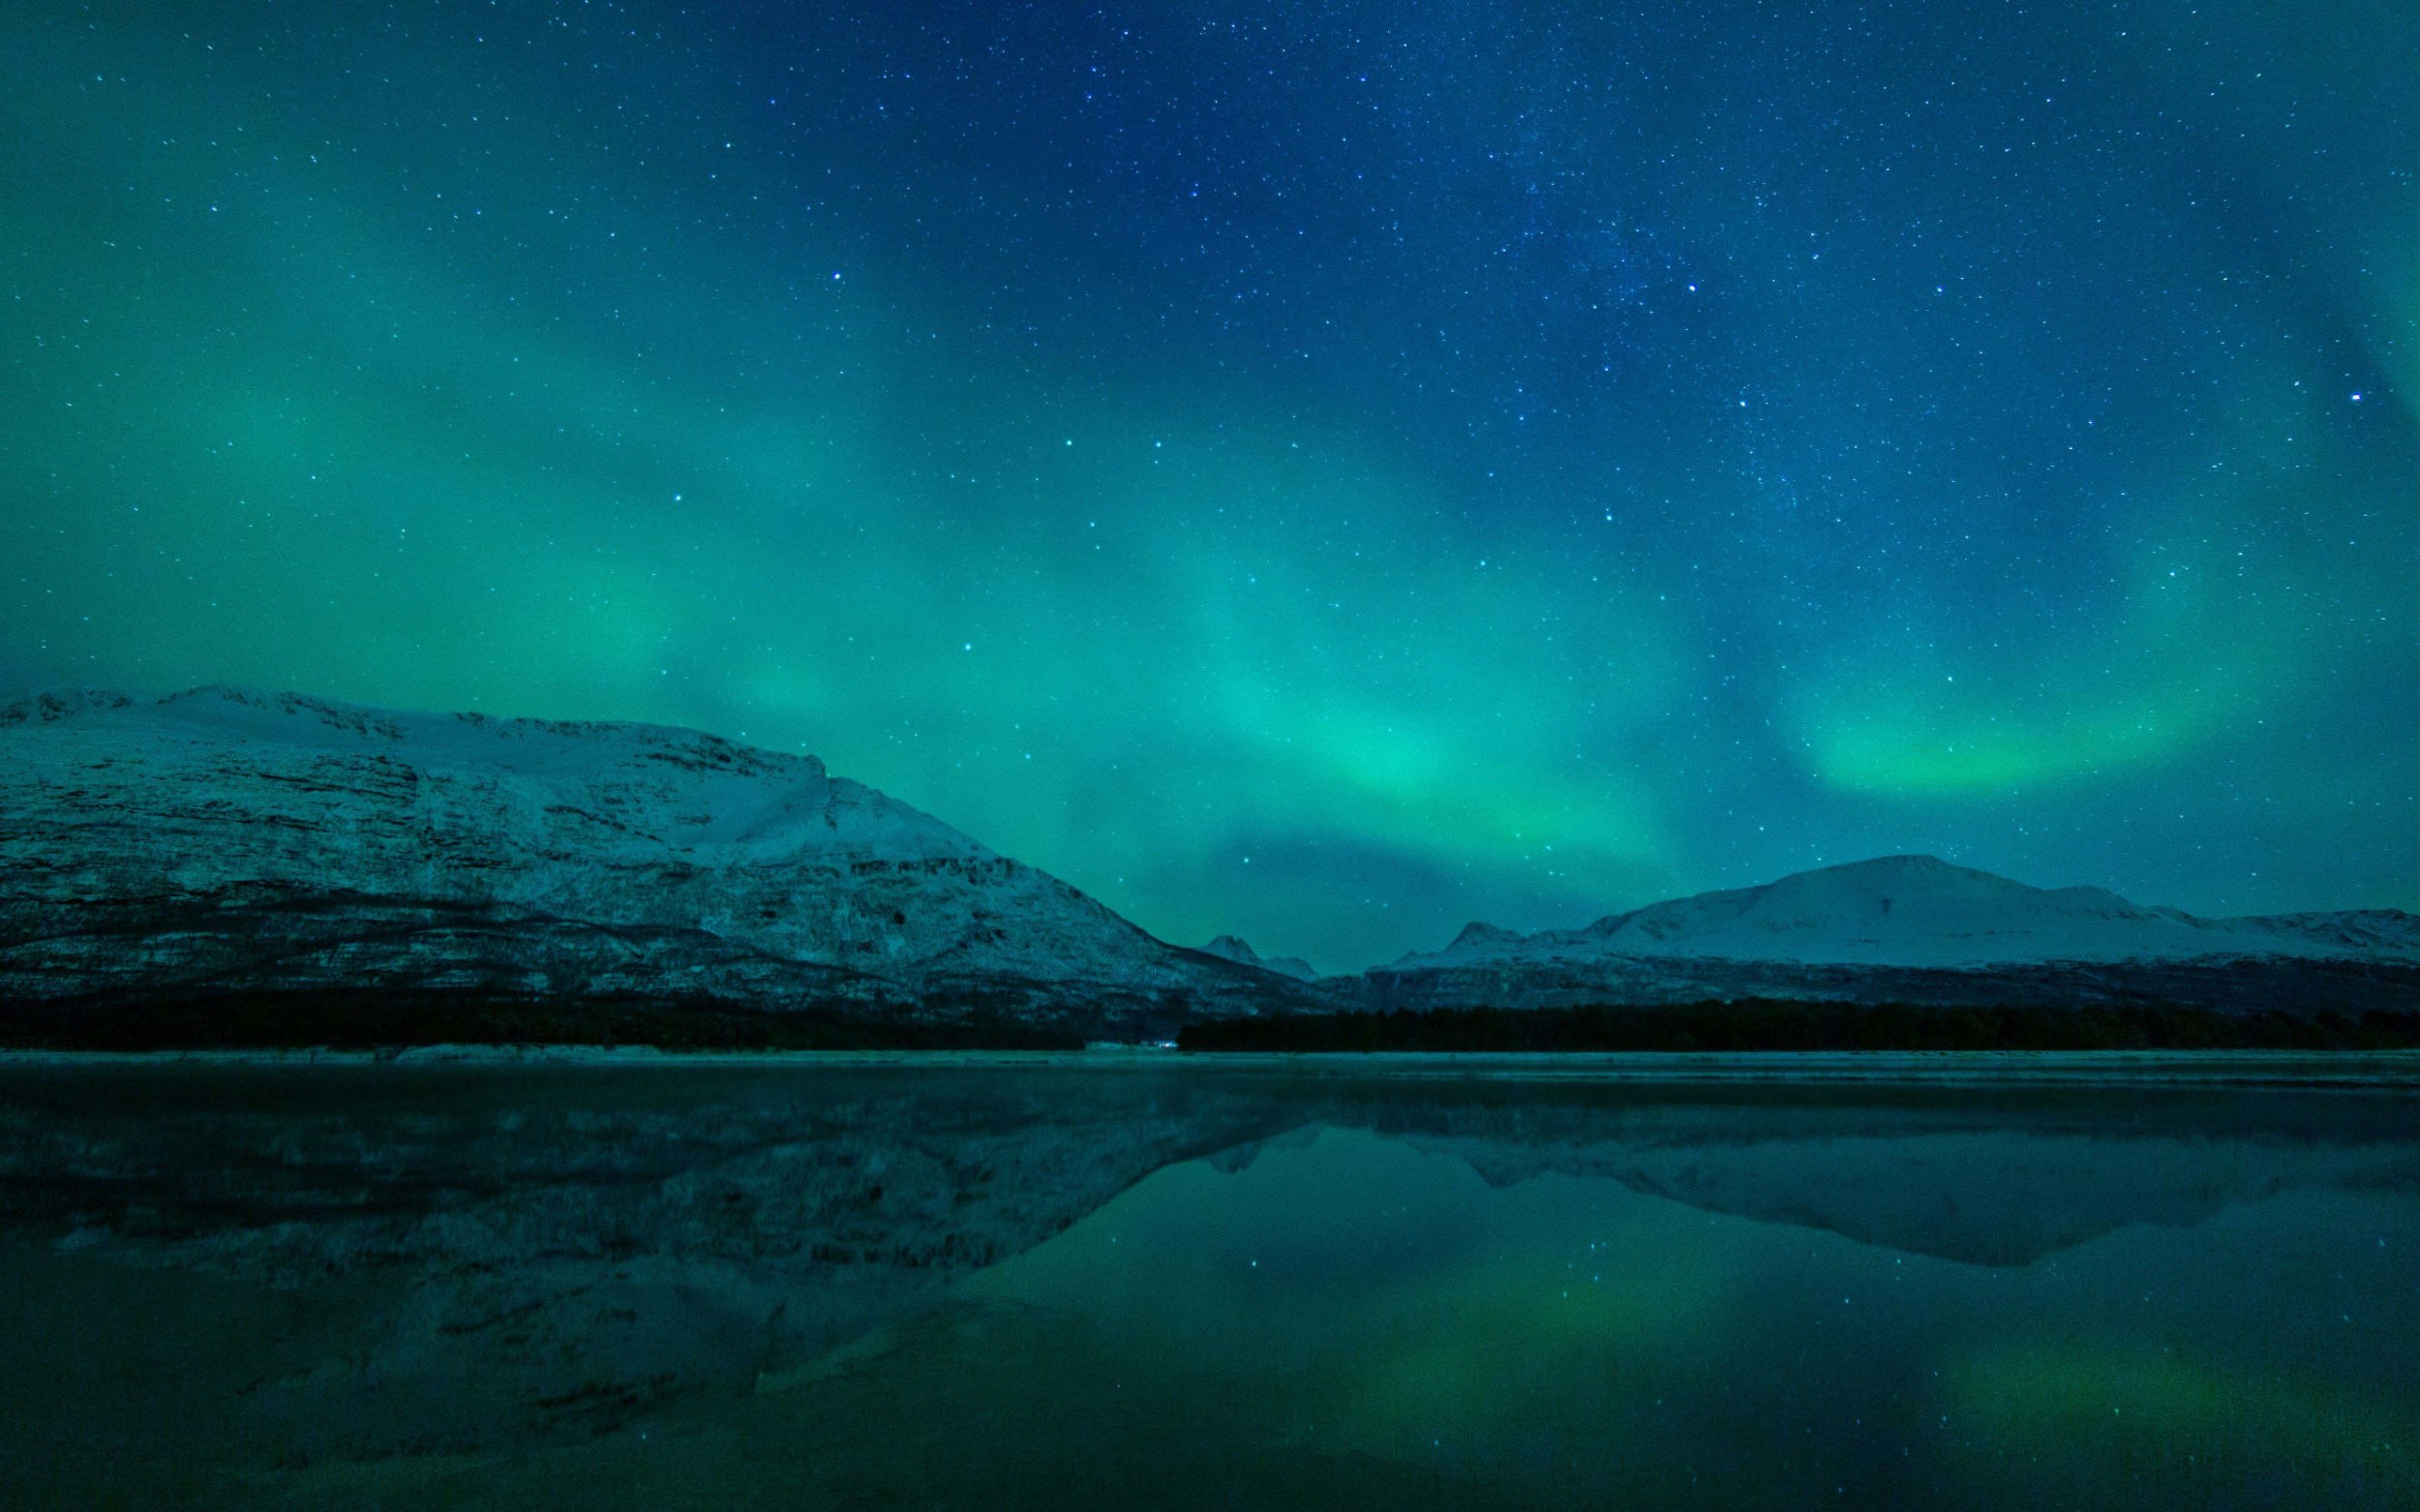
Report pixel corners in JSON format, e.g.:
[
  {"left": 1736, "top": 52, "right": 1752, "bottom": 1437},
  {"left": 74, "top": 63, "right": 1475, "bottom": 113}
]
[
  {"left": 0, "top": 993, "right": 1085, "bottom": 1052},
  {"left": 1180, "top": 1001, "right": 2420, "bottom": 1052},
  {"left": 15, "top": 993, "right": 2420, "bottom": 1054}
]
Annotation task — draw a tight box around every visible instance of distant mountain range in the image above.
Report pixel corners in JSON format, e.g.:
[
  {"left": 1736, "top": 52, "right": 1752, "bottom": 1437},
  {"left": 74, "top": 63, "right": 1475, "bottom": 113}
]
[
  {"left": 1410, "top": 853, "right": 2420, "bottom": 969},
  {"left": 1360, "top": 853, "right": 2420, "bottom": 1015},
  {"left": 2, "top": 688, "right": 2414, "bottom": 1041}
]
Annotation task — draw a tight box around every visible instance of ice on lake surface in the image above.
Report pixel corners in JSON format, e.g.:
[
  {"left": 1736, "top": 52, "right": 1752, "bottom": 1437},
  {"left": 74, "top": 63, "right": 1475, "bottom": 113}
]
[{"left": 2, "top": 1053, "right": 2416, "bottom": 1509}]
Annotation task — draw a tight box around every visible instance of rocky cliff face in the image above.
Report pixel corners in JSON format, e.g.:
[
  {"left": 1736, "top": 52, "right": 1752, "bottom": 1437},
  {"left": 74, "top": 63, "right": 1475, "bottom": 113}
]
[{"left": 0, "top": 688, "right": 1297, "bottom": 1036}]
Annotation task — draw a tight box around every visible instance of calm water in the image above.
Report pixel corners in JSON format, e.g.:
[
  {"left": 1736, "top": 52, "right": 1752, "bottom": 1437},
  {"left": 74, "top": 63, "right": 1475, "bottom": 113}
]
[{"left": 1, "top": 1053, "right": 2415, "bottom": 1509}]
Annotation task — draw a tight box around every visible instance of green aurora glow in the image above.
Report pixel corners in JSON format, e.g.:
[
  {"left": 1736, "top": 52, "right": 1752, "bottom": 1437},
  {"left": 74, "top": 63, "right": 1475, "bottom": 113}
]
[{"left": 4, "top": 1, "right": 2415, "bottom": 967}]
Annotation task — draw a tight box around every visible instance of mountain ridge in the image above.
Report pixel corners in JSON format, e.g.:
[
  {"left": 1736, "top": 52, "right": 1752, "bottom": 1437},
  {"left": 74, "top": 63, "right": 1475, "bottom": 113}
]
[
  {"left": 1353, "top": 854, "right": 2420, "bottom": 1016},
  {"left": 1400, "top": 853, "right": 2420, "bottom": 972},
  {"left": 0, "top": 686, "right": 1303, "bottom": 1036}
]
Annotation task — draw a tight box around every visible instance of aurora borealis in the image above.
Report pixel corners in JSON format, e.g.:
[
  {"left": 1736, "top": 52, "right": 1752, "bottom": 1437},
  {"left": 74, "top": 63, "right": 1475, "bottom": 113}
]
[{"left": 4, "top": 1, "right": 2415, "bottom": 969}]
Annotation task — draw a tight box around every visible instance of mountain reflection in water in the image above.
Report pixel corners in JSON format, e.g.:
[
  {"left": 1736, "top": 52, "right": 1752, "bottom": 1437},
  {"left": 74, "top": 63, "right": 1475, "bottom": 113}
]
[{"left": 1, "top": 1055, "right": 2415, "bottom": 1509}]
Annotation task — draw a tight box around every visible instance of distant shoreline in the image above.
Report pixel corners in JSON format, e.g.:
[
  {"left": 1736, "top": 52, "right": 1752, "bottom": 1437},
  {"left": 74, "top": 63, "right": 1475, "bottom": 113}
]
[
  {"left": 2, "top": 1045, "right": 2418, "bottom": 1089},
  {"left": 1179, "top": 1000, "right": 2420, "bottom": 1053},
  {"left": 6, "top": 992, "right": 2418, "bottom": 1060}
]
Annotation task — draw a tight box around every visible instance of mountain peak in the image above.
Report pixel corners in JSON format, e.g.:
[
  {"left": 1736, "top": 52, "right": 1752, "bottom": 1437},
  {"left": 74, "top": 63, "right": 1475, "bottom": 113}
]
[
  {"left": 1195, "top": 935, "right": 1316, "bottom": 982},
  {"left": 1771, "top": 854, "right": 2009, "bottom": 893},
  {"left": 1201, "top": 934, "right": 1260, "bottom": 962},
  {"left": 1448, "top": 922, "right": 1524, "bottom": 952},
  {"left": 1830, "top": 853, "right": 1956, "bottom": 877}
]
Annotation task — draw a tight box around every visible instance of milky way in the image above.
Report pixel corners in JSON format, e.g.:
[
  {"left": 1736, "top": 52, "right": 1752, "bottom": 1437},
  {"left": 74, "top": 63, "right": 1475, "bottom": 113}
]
[{"left": 4, "top": 1, "right": 2414, "bottom": 968}]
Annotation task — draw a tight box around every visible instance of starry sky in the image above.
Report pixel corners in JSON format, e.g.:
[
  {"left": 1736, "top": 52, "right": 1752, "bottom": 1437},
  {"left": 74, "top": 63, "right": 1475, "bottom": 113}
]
[{"left": 5, "top": 1, "right": 2416, "bottom": 969}]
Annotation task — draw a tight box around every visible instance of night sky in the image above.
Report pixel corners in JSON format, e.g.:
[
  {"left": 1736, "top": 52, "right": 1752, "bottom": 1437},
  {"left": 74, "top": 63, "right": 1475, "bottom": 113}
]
[{"left": 5, "top": 1, "right": 2415, "bottom": 970}]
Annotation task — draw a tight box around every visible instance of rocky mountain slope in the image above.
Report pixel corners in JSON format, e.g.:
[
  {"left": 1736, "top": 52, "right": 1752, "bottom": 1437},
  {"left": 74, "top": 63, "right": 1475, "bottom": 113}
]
[
  {"left": 0, "top": 687, "right": 1301, "bottom": 1036},
  {"left": 1354, "top": 855, "right": 2420, "bottom": 1013}
]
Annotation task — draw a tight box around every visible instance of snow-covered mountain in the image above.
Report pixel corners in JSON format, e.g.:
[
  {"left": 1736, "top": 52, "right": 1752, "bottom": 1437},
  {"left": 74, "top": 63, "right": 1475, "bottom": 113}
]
[
  {"left": 1406, "top": 855, "right": 2420, "bottom": 969},
  {"left": 1359, "top": 855, "right": 2420, "bottom": 1013},
  {"left": 1196, "top": 934, "right": 1319, "bottom": 982},
  {"left": 0, "top": 688, "right": 1301, "bottom": 1034}
]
